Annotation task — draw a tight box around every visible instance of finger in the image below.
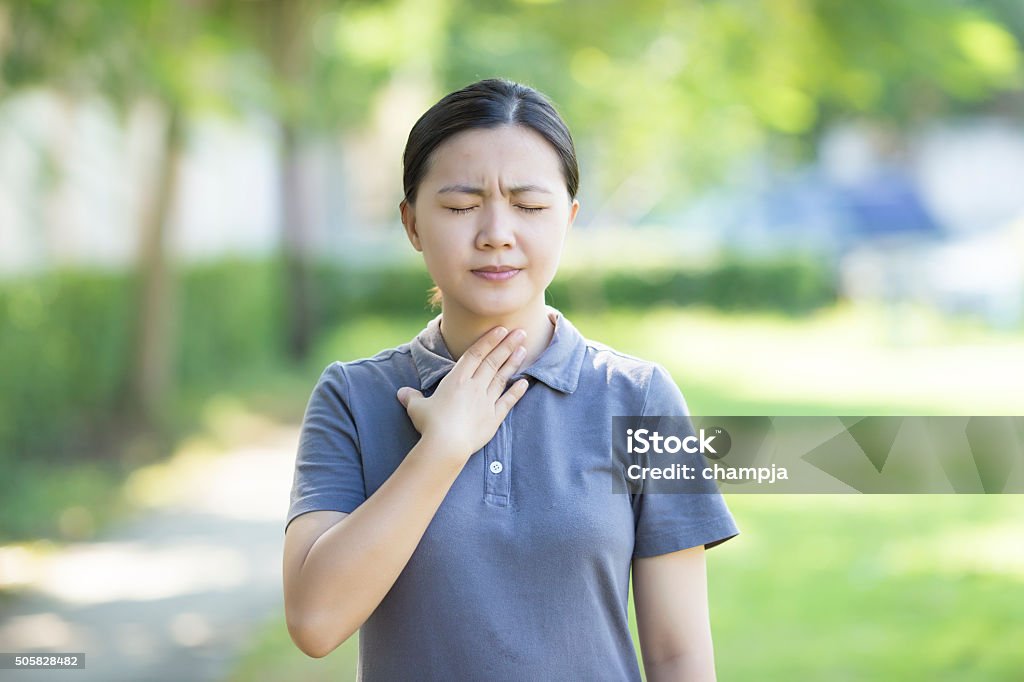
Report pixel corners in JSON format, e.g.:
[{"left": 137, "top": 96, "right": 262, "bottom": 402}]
[
  {"left": 397, "top": 387, "right": 422, "bottom": 408},
  {"left": 473, "top": 328, "right": 526, "bottom": 381},
  {"left": 494, "top": 378, "right": 530, "bottom": 419},
  {"left": 453, "top": 326, "right": 507, "bottom": 378},
  {"left": 487, "top": 344, "right": 527, "bottom": 396}
]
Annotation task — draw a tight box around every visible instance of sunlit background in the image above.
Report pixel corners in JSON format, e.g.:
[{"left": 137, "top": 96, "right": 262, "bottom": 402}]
[{"left": 1, "top": 1, "right": 1023, "bottom": 680}]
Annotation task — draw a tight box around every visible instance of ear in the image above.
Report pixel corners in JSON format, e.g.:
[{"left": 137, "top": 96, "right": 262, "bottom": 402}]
[
  {"left": 400, "top": 199, "right": 423, "bottom": 252},
  {"left": 567, "top": 198, "right": 580, "bottom": 232}
]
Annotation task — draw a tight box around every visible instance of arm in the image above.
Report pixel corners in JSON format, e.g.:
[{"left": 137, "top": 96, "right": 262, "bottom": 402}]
[
  {"left": 632, "top": 545, "right": 717, "bottom": 682},
  {"left": 284, "top": 437, "right": 466, "bottom": 657},
  {"left": 283, "top": 326, "right": 530, "bottom": 658}
]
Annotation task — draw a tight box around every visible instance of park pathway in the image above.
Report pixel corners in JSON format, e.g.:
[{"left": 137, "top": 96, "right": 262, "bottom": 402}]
[{"left": 0, "top": 424, "right": 299, "bottom": 681}]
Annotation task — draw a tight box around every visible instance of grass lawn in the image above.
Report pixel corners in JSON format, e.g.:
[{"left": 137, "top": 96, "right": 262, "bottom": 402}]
[
  {"left": 0, "top": 361, "right": 319, "bottom": 546},
  {"left": 227, "top": 304, "right": 1024, "bottom": 681}
]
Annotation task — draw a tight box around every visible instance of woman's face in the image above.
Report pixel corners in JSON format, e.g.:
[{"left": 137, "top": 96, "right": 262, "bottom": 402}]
[{"left": 401, "top": 124, "right": 579, "bottom": 319}]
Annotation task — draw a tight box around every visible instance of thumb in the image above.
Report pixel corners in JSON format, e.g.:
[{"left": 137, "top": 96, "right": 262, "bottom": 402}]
[{"left": 396, "top": 387, "right": 423, "bottom": 408}]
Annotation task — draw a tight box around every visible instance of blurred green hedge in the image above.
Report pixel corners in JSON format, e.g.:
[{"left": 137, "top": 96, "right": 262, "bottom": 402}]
[
  {"left": 317, "top": 257, "right": 836, "bottom": 317},
  {"left": 1, "top": 269, "right": 136, "bottom": 460},
  {"left": 550, "top": 259, "right": 835, "bottom": 313},
  {"left": 0, "top": 260, "right": 287, "bottom": 465},
  {"left": 0, "top": 256, "right": 835, "bottom": 466}
]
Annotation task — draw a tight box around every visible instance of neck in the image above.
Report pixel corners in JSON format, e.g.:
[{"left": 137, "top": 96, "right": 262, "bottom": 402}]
[{"left": 439, "top": 297, "right": 555, "bottom": 368}]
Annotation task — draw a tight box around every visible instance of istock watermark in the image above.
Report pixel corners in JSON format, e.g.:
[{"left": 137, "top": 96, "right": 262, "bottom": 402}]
[
  {"left": 611, "top": 416, "right": 1024, "bottom": 494},
  {"left": 625, "top": 427, "right": 724, "bottom": 456}
]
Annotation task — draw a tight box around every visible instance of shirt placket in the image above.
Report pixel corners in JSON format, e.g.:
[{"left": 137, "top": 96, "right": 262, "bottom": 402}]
[{"left": 483, "top": 413, "right": 511, "bottom": 507}]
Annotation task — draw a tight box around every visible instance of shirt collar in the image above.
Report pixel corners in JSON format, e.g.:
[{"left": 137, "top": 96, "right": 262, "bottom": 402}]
[{"left": 410, "top": 305, "right": 586, "bottom": 395}]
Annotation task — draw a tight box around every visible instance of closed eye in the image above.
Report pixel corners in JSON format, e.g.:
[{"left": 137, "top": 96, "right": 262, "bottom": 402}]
[{"left": 446, "top": 205, "right": 546, "bottom": 214}]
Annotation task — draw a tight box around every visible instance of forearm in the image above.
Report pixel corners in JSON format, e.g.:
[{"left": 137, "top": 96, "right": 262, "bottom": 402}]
[
  {"left": 645, "top": 651, "right": 716, "bottom": 682},
  {"left": 292, "top": 435, "right": 465, "bottom": 655}
]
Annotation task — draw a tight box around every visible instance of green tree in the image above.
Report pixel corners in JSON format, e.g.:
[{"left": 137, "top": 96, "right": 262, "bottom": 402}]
[
  {"left": 438, "top": 0, "right": 1022, "bottom": 220},
  {"left": 1, "top": 0, "right": 247, "bottom": 431},
  {"left": 219, "top": 0, "right": 446, "bottom": 358}
]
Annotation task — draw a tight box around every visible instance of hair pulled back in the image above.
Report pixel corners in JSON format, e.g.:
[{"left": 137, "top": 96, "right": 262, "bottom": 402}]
[{"left": 402, "top": 78, "right": 579, "bottom": 205}]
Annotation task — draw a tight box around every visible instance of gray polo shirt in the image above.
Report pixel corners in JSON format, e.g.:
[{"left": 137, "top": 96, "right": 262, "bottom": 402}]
[{"left": 287, "top": 306, "right": 739, "bottom": 681}]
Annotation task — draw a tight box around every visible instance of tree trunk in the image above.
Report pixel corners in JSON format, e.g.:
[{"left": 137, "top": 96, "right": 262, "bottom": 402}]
[
  {"left": 129, "top": 103, "right": 183, "bottom": 431},
  {"left": 279, "top": 120, "right": 314, "bottom": 360},
  {"left": 270, "top": 0, "right": 317, "bottom": 362}
]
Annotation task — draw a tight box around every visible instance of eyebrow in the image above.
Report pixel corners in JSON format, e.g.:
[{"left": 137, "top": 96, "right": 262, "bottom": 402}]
[{"left": 436, "top": 183, "right": 553, "bottom": 196}]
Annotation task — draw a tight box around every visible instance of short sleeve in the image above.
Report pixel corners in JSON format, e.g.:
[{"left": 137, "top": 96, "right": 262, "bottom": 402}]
[
  {"left": 631, "top": 363, "right": 740, "bottom": 558},
  {"left": 285, "top": 362, "right": 367, "bottom": 534}
]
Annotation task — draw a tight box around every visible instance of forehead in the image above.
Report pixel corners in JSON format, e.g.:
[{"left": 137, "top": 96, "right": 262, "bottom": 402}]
[{"left": 422, "top": 125, "right": 564, "bottom": 187}]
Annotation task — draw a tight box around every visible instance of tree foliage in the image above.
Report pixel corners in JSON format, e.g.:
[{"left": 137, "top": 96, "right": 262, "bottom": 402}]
[{"left": 1, "top": 0, "right": 1020, "bottom": 203}]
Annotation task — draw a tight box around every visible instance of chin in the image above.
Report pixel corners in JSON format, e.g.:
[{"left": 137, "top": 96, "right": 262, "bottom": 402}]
[
  {"left": 468, "top": 302, "right": 524, "bottom": 319},
  {"left": 460, "top": 293, "right": 533, "bottom": 318}
]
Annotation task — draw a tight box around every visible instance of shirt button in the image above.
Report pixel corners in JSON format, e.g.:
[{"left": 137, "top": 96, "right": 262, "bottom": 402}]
[{"left": 489, "top": 461, "right": 504, "bottom": 474}]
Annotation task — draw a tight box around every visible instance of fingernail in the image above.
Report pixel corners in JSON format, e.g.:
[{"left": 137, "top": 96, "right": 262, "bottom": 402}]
[{"left": 495, "top": 326, "right": 508, "bottom": 336}]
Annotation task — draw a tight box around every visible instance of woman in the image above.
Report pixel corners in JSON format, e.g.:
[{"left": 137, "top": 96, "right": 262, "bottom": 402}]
[{"left": 283, "top": 78, "right": 739, "bottom": 681}]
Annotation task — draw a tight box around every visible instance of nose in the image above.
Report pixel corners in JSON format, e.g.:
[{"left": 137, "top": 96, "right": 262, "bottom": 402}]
[{"left": 475, "top": 205, "right": 517, "bottom": 250}]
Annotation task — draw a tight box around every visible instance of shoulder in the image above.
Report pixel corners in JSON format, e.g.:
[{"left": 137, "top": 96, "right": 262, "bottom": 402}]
[
  {"left": 314, "top": 341, "right": 419, "bottom": 398},
  {"left": 582, "top": 336, "right": 660, "bottom": 380},
  {"left": 575, "top": 333, "right": 678, "bottom": 412}
]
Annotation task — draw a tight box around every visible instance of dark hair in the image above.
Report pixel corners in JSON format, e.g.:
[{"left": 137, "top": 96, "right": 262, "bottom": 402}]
[
  {"left": 402, "top": 78, "right": 579, "bottom": 205},
  {"left": 402, "top": 78, "right": 580, "bottom": 309}
]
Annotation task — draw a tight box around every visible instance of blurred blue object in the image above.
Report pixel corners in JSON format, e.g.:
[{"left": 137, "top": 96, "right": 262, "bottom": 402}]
[
  {"left": 835, "top": 167, "right": 942, "bottom": 239},
  {"left": 669, "top": 161, "right": 1023, "bottom": 327},
  {"left": 680, "top": 164, "right": 945, "bottom": 262}
]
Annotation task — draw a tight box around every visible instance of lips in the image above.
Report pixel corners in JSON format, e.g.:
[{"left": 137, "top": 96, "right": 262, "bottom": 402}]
[{"left": 472, "top": 266, "right": 522, "bottom": 281}]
